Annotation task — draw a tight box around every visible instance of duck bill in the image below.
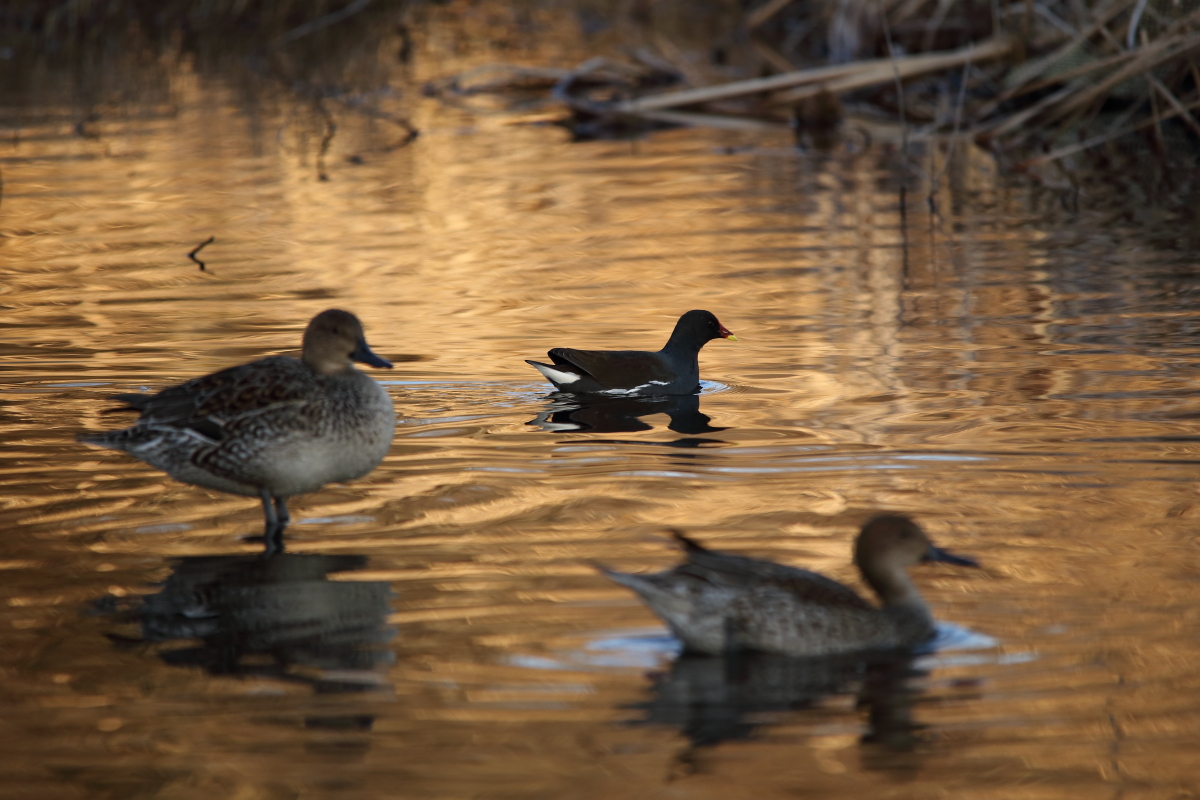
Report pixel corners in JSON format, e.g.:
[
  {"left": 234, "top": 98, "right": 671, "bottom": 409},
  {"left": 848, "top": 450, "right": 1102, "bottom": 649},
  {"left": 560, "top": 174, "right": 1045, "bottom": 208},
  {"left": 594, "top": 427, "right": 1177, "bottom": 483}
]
[
  {"left": 718, "top": 324, "right": 737, "bottom": 342},
  {"left": 351, "top": 340, "right": 394, "bottom": 369},
  {"left": 925, "top": 545, "right": 978, "bottom": 568}
]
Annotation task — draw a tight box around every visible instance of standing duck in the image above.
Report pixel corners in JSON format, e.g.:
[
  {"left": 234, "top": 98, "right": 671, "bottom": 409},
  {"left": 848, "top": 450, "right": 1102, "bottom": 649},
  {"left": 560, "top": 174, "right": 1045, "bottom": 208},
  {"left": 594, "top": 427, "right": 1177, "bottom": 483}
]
[
  {"left": 80, "top": 309, "right": 396, "bottom": 544},
  {"left": 599, "top": 514, "right": 978, "bottom": 657},
  {"left": 525, "top": 309, "right": 736, "bottom": 395}
]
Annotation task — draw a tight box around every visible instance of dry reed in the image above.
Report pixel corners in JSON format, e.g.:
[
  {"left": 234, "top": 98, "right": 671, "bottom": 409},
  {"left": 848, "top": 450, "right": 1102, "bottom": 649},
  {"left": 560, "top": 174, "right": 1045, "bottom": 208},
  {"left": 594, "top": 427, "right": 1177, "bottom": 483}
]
[
  {"left": 6, "top": 0, "right": 1200, "bottom": 166},
  {"left": 418, "top": 0, "right": 1200, "bottom": 165}
]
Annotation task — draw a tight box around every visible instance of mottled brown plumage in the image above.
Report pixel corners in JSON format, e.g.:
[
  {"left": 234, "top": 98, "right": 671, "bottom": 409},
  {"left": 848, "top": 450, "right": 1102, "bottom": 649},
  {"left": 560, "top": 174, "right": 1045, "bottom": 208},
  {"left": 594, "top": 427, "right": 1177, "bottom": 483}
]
[
  {"left": 80, "top": 309, "right": 396, "bottom": 544},
  {"left": 599, "top": 515, "right": 977, "bottom": 657}
]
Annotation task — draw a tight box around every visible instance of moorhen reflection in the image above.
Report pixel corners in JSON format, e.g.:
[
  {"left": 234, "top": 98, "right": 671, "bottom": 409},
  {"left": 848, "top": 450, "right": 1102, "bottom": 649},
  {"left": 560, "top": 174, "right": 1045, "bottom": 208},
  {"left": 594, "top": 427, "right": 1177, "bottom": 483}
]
[
  {"left": 633, "top": 649, "right": 926, "bottom": 759},
  {"left": 528, "top": 391, "right": 726, "bottom": 435},
  {"left": 102, "top": 551, "right": 394, "bottom": 734}
]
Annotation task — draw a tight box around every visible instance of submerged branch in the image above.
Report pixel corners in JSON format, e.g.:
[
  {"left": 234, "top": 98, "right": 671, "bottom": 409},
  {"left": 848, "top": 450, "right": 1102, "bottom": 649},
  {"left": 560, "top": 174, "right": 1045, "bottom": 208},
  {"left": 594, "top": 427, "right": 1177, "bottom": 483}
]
[{"left": 610, "top": 38, "right": 1013, "bottom": 114}]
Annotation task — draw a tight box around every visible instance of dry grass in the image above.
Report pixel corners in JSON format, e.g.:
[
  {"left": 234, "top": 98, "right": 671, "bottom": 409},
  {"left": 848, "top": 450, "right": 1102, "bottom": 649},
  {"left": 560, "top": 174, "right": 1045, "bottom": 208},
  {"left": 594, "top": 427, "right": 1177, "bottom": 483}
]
[
  {"left": 746, "top": 0, "right": 1200, "bottom": 162},
  {"left": 415, "top": 0, "right": 1200, "bottom": 166},
  {"left": 6, "top": 0, "right": 1200, "bottom": 166}
]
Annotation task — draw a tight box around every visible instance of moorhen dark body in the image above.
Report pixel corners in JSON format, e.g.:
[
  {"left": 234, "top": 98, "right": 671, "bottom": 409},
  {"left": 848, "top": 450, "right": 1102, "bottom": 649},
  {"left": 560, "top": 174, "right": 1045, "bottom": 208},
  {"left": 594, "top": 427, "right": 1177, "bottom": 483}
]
[{"left": 525, "top": 310, "right": 736, "bottom": 395}]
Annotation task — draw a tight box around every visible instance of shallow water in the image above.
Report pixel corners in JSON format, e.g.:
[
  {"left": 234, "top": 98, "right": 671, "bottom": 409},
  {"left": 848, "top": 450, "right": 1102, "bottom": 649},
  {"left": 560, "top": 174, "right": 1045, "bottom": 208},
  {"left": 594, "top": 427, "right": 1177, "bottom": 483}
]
[{"left": 4, "top": 6, "right": 1200, "bottom": 799}]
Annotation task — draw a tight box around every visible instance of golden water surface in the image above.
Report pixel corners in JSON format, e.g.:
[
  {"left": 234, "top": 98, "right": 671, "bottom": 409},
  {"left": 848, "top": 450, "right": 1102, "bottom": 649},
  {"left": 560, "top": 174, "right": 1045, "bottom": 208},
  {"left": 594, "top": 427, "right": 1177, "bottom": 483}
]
[{"left": 3, "top": 5, "right": 1200, "bottom": 798}]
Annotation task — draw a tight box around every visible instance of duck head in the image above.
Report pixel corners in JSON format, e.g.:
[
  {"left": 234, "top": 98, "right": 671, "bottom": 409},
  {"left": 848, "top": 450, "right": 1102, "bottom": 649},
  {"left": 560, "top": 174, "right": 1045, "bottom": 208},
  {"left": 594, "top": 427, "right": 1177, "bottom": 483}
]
[
  {"left": 853, "top": 514, "right": 977, "bottom": 605},
  {"left": 302, "top": 309, "right": 393, "bottom": 375}
]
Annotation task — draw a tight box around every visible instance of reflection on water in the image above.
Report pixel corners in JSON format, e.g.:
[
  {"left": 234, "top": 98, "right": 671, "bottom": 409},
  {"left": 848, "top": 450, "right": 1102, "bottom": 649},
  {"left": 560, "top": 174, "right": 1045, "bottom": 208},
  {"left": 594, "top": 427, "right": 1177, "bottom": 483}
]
[
  {"left": 4, "top": 2, "right": 1200, "bottom": 798},
  {"left": 635, "top": 650, "right": 921, "bottom": 753},
  {"left": 528, "top": 390, "right": 726, "bottom": 434},
  {"left": 102, "top": 551, "right": 394, "bottom": 735},
  {"left": 104, "top": 552, "right": 393, "bottom": 688}
]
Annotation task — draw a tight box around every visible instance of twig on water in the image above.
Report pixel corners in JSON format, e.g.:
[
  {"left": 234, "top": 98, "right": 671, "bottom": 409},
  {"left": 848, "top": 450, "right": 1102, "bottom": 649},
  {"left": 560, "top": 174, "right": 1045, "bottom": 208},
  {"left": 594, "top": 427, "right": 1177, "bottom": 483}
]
[
  {"left": 188, "top": 236, "right": 215, "bottom": 272},
  {"left": 75, "top": 112, "right": 101, "bottom": 139},
  {"left": 315, "top": 100, "right": 336, "bottom": 181},
  {"left": 331, "top": 92, "right": 419, "bottom": 149}
]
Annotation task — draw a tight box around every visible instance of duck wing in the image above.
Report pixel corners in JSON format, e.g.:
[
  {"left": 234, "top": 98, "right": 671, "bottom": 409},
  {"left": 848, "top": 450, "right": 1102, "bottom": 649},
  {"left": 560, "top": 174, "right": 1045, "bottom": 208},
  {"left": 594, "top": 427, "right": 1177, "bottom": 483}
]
[
  {"left": 674, "top": 533, "right": 875, "bottom": 611},
  {"left": 119, "top": 356, "right": 316, "bottom": 442}
]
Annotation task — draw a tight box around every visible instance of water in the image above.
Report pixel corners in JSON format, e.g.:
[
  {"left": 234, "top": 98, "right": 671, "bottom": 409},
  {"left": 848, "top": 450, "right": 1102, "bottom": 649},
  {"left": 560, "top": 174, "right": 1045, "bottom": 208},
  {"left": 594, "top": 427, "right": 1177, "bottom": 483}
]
[{"left": 4, "top": 7, "right": 1200, "bottom": 798}]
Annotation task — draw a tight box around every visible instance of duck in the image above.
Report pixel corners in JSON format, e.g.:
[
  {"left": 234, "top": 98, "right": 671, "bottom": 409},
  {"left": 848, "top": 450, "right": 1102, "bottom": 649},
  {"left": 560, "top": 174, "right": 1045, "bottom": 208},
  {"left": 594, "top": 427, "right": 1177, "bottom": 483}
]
[
  {"left": 598, "top": 514, "right": 977, "bottom": 657},
  {"left": 525, "top": 309, "right": 736, "bottom": 395},
  {"left": 79, "top": 309, "right": 396, "bottom": 545}
]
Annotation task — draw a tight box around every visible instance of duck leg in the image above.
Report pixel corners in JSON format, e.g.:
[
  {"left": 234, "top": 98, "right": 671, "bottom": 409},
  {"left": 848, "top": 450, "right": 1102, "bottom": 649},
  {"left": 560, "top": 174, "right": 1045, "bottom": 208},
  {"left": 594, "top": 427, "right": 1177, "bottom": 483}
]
[
  {"left": 260, "top": 487, "right": 279, "bottom": 532},
  {"left": 274, "top": 497, "right": 290, "bottom": 530},
  {"left": 260, "top": 489, "right": 291, "bottom": 554}
]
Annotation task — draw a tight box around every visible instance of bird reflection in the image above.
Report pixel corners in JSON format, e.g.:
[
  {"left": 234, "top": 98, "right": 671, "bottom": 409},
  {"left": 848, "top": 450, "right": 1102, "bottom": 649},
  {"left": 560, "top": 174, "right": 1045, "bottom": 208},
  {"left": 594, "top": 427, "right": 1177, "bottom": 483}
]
[
  {"left": 528, "top": 392, "right": 726, "bottom": 435},
  {"left": 102, "top": 551, "right": 394, "bottom": 739},
  {"left": 632, "top": 649, "right": 925, "bottom": 767}
]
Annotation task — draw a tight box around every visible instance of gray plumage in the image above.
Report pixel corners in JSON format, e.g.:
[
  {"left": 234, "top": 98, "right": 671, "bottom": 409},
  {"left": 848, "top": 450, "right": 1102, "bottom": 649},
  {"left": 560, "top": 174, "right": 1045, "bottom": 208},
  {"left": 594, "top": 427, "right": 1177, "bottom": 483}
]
[
  {"left": 79, "top": 309, "right": 396, "bottom": 543},
  {"left": 599, "top": 515, "right": 978, "bottom": 657}
]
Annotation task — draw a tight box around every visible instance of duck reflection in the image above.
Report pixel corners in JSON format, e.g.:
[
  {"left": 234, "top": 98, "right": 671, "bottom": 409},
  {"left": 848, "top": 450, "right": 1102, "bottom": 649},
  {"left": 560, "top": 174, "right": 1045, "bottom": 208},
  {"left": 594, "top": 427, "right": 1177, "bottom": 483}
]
[
  {"left": 103, "top": 551, "right": 394, "bottom": 737},
  {"left": 528, "top": 392, "right": 726, "bottom": 435},
  {"left": 633, "top": 649, "right": 924, "bottom": 760}
]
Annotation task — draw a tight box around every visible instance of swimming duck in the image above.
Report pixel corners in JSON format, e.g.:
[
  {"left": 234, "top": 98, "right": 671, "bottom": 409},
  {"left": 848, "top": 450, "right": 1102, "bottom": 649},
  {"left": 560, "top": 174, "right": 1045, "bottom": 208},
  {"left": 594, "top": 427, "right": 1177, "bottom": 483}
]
[
  {"left": 599, "top": 515, "right": 977, "bottom": 657},
  {"left": 79, "top": 309, "right": 396, "bottom": 543},
  {"left": 525, "top": 309, "right": 736, "bottom": 395}
]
